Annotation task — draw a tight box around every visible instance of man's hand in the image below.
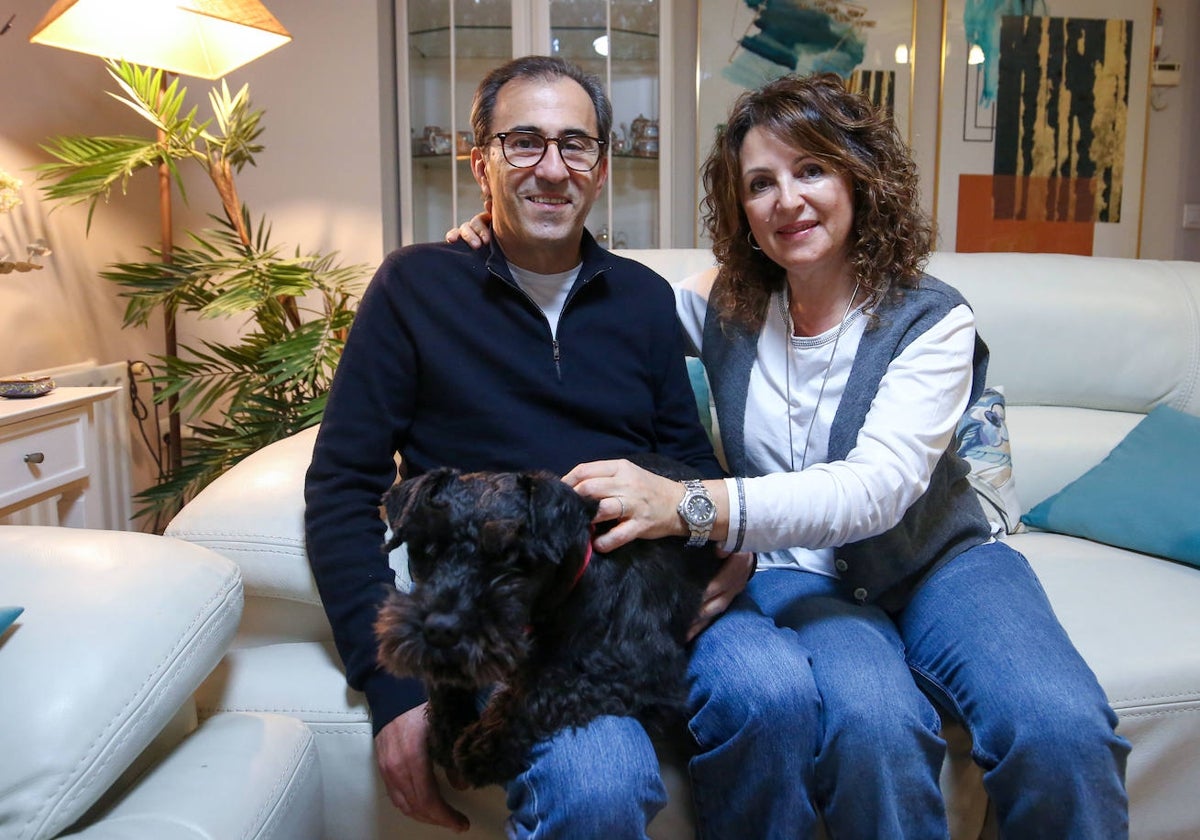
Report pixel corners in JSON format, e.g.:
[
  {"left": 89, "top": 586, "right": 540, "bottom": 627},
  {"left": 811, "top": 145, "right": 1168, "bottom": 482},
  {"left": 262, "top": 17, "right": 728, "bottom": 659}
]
[
  {"left": 688, "top": 550, "right": 755, "bottom": 641},
  {"left": 375, "top": 704, "right": 470, "bottom": 833}
]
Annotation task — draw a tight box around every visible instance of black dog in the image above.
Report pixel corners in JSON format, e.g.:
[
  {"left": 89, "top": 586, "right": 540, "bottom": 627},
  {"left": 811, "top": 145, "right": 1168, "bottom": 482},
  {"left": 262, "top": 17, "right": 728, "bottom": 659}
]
[{"left": 374, "top": 454, "right": 722, "bottom": 787}]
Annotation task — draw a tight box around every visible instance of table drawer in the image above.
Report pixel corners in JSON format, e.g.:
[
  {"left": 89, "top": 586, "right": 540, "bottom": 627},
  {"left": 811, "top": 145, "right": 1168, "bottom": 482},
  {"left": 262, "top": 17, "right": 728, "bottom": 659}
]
[{"left": 0, "top": 408, "right": 89, "bottom": 510}]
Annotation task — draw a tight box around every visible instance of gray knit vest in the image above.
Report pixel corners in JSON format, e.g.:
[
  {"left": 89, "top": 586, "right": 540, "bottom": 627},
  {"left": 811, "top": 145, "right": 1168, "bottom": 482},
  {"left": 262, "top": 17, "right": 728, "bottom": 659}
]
[{"left": 701, "top": 274, "right": 993, "bottom": 612}]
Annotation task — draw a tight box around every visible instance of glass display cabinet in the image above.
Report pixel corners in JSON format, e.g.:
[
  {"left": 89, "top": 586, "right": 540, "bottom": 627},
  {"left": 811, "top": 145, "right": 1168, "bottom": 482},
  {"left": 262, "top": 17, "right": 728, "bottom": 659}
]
[{"left": 396, "top": 0, "right": 675, "bottom": 248}]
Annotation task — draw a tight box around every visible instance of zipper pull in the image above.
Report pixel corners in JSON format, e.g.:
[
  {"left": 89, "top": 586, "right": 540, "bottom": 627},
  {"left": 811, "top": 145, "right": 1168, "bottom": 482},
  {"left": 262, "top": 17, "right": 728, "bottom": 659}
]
[{"left": 552, "top": 339, "right": 562, "bottom": 379}]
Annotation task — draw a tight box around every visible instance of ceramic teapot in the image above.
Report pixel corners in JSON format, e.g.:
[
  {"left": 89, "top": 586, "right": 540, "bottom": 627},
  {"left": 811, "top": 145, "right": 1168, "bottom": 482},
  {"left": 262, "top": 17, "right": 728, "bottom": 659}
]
[
  {"left": 630, "top": 114, "right": 659, "bottom": 157},
  {"left": 630, "top": 114, "right": 659, "bottom": 142}
]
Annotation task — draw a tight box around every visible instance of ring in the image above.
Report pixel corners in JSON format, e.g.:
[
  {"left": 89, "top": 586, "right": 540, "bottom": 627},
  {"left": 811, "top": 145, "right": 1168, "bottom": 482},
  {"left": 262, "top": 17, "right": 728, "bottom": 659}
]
[{"left": 615, "top": 496, "right": 626, "bottom": 519}]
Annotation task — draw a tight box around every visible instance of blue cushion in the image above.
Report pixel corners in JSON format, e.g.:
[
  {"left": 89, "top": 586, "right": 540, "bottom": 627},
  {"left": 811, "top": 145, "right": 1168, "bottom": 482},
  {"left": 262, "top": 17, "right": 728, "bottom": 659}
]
[
  {"left": 0, "top": 606, "right": 23, "bottom": 636},
  {"left": 686, "top": 357, "right": 714, "bottom": 441},
  {"left": 1021, "top": 406, "right": 1200, "bottom": 567}
]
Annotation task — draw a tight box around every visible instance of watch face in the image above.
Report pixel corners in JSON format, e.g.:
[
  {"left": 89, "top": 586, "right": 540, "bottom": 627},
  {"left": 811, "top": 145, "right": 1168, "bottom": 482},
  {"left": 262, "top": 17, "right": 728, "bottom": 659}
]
[{"left": 686, "top": 495, "right": 716, "bottom": 522}]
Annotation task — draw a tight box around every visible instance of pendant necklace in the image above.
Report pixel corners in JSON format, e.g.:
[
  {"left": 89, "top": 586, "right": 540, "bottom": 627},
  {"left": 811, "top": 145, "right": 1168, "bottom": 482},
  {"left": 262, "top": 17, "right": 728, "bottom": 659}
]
[{"left": 780, "top": 279, "right": 861, "bottom": 472}]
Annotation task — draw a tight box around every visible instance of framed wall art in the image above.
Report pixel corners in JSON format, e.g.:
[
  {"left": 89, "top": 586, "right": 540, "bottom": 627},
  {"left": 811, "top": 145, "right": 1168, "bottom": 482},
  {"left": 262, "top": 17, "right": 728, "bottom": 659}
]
[
  {"left": 695, "top": 0, "right": 917, "bottom": 243},
  {"left": 934, "top": 0, "right": 1155, "bottom": 256}
]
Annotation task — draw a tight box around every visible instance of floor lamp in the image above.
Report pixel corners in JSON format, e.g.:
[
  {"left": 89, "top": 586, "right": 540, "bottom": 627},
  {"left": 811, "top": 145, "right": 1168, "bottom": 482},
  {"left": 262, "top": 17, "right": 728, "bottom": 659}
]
[{"left": 29, "top": 0, "right": 291, "bottom": 478}]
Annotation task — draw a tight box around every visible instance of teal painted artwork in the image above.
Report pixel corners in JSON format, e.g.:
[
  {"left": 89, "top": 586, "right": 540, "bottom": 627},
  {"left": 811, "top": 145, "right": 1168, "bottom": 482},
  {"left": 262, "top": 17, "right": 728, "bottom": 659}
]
[
  {"left": 724, "top": 0, "right": 874, "bottom": 88},
  {"left": 963, "top": 0, "right": 1048, "bottom": 106}
]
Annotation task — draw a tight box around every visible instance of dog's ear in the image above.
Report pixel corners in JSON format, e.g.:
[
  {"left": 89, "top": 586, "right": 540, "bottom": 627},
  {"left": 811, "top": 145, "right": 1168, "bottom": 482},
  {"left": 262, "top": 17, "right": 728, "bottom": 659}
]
[
  {"left": 473, "top": 473, "right": 563, "bottom": 562},
  {"left": 517, "top": 471, "right": 596, "bottom": 566},
  {"left": 518, "top": 472, "right": 597, "bottom": 616},
  {"left": 382, "top": 468, "right": 459, "bottom": 551}
]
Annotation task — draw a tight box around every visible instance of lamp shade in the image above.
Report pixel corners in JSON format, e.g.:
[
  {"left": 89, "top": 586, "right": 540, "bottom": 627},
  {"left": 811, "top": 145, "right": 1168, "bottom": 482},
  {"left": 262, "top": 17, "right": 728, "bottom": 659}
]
[{"left": 29, "top": 0, "right": 291, "bottom": 79}]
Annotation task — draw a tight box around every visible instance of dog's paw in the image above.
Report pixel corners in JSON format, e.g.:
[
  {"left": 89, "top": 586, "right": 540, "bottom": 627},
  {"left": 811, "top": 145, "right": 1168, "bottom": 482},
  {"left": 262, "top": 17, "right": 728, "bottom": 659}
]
[
  {"left": 454, "top": 738, "right": 524, "bottom": 788},
  {"left": 427, "top": 688, "right": 480, "bottom": 772},
  {"left": 452, "top": 717, "right": 527, "bottom": 788}
]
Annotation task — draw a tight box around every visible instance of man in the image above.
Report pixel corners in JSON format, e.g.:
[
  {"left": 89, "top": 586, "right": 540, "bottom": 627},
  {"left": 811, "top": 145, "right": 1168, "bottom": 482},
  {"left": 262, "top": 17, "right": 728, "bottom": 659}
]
[{"left": 305, "top": 56, "right": 816, "bottom": 837}]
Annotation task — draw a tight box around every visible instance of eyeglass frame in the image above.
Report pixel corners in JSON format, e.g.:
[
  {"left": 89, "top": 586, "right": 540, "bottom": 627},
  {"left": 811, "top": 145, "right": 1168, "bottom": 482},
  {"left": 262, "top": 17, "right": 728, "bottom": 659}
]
[{"left": 487, "top": 131, "right": 608, "bottom": 172}]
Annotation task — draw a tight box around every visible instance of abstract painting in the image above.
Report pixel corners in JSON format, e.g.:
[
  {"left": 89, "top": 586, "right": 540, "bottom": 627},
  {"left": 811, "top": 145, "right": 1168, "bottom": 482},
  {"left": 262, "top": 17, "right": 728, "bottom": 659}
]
[
  {"left": 992, "top": 15, "right": 1132, "bottom": 225},
  {"left": 935, "top": 0, "right": 1153, "bottom": 256},
  {"left": 720, "top": 0, "right": 875, "bottom": 86}
]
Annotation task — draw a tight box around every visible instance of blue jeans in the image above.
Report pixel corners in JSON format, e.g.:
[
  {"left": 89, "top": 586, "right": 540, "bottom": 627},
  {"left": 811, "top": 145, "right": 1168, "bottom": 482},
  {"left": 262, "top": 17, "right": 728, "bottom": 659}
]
[
  {"left": 749, "top": 540, "right": 1130, "bottom": 839},
  {"left": 504, "top": 597, "right": 820, "bottom": 839}
]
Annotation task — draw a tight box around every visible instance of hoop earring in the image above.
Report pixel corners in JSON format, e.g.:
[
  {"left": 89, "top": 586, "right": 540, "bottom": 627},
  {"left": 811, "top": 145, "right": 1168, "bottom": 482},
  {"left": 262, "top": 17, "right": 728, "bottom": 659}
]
[{"left": 747, "top": 230, "right": 762, "bottom": 251}]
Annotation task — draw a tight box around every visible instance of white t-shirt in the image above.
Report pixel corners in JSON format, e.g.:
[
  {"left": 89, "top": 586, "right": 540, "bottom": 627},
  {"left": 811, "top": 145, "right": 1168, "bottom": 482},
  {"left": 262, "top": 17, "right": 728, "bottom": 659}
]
[{"left": 509, "top": 262, "right": 580, "bottom": 337}]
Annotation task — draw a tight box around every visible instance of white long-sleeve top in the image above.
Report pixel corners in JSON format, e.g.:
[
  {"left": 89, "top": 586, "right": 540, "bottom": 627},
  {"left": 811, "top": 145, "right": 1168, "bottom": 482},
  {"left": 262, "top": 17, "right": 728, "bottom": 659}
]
[{"left": 676, "top": 267, "right": 977, "bottom": 576}]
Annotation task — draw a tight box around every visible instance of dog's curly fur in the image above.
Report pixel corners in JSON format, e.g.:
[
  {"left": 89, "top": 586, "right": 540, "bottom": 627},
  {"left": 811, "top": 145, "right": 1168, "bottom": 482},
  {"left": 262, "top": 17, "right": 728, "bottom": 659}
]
[{"left": 374, "top": 454, "right": 722, "bottom": 787}]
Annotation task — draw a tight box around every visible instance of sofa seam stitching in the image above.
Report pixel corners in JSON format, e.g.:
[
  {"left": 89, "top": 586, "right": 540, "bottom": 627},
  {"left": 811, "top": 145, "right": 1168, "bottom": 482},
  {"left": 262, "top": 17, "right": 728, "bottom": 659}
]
[{"left": 240, "top": 728, "right": 314, "bottom": 840}]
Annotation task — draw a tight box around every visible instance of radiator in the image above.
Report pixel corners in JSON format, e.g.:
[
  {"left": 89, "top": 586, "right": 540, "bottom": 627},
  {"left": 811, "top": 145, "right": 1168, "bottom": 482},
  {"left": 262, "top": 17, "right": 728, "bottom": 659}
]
[{"left": 2, "top": 360, "right": 135, "bottom": 530}]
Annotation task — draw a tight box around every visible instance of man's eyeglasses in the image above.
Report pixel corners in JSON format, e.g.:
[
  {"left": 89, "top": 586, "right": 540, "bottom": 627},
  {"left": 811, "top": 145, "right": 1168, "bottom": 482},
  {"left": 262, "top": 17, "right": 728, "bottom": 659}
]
[{"left": 490, "top": 131, "right": 607, "bottom": 172}]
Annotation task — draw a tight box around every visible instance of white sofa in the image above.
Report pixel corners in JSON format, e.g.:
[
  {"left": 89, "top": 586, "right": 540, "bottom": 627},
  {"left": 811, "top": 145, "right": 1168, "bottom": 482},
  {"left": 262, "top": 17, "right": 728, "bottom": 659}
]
[
  {"left": 0, "top": 526, "right": 323, "bottom": 840},
  {"left": 165, "top": 250, "right": 1200, "bottom": 840}
]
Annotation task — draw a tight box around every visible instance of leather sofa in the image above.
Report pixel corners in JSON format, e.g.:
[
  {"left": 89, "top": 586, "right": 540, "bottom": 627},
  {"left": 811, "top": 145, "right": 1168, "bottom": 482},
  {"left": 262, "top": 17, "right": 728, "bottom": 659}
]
[
  {"left": 164, "top": 250, "right": 1200, "bottom": 839},
  {"left": 0, "top": 526, "right": 323, "bottom": 840}
]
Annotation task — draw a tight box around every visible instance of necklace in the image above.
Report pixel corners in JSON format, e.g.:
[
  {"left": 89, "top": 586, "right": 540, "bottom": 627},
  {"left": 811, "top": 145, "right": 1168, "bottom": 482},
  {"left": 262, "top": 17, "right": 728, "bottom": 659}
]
[{"left": 780, "top": 280, "right": 861, "bottom": 471}]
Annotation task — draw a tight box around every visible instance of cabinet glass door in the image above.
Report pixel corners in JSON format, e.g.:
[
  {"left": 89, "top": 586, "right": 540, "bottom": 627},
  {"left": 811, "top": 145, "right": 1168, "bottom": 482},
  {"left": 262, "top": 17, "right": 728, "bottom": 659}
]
[
  {"left": 549, "top": 0, "right": 660, "bottom": 248},
  {"left": 403, "top": 0, "right": 513, "bottom": 244}
]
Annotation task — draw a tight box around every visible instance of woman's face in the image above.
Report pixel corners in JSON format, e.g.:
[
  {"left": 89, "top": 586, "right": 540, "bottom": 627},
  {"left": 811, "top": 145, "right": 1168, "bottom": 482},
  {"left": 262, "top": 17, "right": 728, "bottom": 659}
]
[{"left": 738, "top": 125, "right": 855, "bottom": 284}]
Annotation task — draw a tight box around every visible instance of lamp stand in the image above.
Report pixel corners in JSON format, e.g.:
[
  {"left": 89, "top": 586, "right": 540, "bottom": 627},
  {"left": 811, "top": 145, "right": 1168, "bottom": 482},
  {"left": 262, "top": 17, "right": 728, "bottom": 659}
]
[{"left": 157, "top": 85, "right": 182, "bottom": 479}]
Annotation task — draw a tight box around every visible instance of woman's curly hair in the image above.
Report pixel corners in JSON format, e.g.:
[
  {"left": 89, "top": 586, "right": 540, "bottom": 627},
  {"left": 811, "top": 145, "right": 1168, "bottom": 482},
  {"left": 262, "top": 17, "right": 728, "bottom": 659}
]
[{"left": 701, "top": 72, "right": 933, "bottom": 331}]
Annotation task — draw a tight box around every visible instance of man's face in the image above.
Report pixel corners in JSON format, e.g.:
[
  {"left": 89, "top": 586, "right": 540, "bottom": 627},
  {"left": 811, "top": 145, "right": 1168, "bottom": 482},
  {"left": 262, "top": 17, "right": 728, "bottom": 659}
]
[{"left": 471, "top": 76, "right": 608, "bottom": 274}]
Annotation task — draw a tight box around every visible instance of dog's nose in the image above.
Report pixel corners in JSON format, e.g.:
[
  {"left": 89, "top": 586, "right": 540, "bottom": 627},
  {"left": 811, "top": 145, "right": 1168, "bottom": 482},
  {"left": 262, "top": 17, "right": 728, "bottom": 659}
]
[{"left": 423, "top": 612, "right": 461, "bottom": 648}]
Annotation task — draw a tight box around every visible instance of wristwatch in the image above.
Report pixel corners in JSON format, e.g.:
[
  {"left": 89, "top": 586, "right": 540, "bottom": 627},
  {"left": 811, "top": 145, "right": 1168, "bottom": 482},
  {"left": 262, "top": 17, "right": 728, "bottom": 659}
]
[{"left": 677, "top": 480, "right": 717, "bottom": 547}]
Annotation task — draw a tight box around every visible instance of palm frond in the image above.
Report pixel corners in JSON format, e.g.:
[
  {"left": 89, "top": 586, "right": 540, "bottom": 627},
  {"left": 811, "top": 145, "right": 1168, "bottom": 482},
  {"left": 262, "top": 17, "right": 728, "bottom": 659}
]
[
  {"left": 205, "top": 79, "right": 266, "bottom": 172},
  {"left": 37, "top": 135, "right": 163, "bottom": 230}
]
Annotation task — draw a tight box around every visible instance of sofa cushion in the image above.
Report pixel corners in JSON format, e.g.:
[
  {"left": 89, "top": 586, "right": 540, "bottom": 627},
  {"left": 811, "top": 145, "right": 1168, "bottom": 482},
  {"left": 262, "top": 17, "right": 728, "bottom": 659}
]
[
  {"left": 59, "top": 713, "right": 322, "bottom": 840},
  {"left": 0, "top": 528, "right": 243, "bottom": 840},
  {"left": 1013, "top": 531, "right": 1200, "bottom": 838},
  {"left": 1022, "top": 406, "right": 1200, "bottom": 567}
]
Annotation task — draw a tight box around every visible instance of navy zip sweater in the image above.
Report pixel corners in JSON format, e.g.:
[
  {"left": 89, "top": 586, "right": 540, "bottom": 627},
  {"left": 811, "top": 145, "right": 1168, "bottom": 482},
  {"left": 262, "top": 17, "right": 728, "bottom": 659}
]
[{"left": 304, "top": 232, "right": 721, "bottom": 733}]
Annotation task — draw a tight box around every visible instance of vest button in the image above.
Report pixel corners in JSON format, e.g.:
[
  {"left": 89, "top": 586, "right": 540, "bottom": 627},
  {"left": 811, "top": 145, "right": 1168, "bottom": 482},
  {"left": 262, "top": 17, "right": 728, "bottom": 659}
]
[
  {"left": 853, "top": 587, "right": 868, "bottom": 602},
  {"left": 835, "top": 558, "right": 848, "bottom": 572}
]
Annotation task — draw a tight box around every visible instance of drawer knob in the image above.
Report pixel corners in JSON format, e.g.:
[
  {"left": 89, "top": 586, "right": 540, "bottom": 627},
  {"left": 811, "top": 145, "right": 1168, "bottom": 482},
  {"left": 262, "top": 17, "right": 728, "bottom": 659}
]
[{"left": 24, "top": 452, "right": 46, "bottom": 465}]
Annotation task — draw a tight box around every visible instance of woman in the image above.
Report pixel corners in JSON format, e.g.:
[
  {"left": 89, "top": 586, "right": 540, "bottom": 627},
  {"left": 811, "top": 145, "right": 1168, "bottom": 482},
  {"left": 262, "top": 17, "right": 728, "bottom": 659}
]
[
  {"left": 452, "top": 73, "right": 1129, "bottom": 835},
  {"left": 565, "top": 74, "right": 1130, "bottom": 836}
]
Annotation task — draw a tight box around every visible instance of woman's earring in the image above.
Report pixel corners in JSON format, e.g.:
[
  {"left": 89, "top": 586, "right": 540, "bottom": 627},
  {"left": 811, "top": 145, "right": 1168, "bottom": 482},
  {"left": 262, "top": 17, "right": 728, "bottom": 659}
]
[{"left": 747, "top": 230, "right": 762, "bottom": 251}]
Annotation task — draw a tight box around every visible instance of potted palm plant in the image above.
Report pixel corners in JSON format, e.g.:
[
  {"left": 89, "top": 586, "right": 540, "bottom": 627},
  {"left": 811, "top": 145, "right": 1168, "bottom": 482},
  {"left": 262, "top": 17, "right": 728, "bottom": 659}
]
[{"left": 39, "top": 60, "right": 368, "bottom": 524}]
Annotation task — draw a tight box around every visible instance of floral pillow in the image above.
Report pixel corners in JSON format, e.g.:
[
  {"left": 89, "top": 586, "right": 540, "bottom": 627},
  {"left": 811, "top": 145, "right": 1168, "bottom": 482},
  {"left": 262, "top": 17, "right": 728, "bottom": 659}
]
[{"left": 956, "top": 386, "right": 1023, "bottom": 535}]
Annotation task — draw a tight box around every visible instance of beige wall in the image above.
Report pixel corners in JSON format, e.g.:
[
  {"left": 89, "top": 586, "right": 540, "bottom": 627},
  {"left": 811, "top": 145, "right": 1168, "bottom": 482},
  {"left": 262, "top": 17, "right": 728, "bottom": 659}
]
[{"left": 1140, "top": 0, "right": 1200, "bottom": 261}]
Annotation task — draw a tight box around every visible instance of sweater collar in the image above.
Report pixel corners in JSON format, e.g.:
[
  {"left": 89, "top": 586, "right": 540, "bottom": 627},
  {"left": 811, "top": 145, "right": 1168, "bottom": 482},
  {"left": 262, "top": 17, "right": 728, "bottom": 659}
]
[{"left": 482, "top": 227, "right": 612, "bottom": 290}]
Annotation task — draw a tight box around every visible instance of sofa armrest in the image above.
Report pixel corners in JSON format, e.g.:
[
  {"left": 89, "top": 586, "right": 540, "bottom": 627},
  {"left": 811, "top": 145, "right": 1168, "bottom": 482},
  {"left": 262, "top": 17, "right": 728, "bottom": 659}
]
[
  {"left": 166, "top": 426, "right": 320, "bottom": 608},
  {"left": 167, "top": 427, "right": 414, "bottom": 647},
  {"left": 60, "top": 713, "right": 322, "bottom": 840},
  {"left": 0, "top": 528, "right": 243, "bottom": 840}
]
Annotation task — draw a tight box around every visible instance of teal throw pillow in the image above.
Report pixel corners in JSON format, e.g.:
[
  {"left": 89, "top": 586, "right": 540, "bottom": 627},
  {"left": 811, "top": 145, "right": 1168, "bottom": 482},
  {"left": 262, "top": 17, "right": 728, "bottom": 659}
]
[
  {"left": 686, "top": 357, "right": 726, "bottom": 469},
  {"left": 956, "top": 386, "right": 1023, "bottom": 535},
  {"left": 0, "top": 606, "right": 23, "bottom": 636},
  {"left": 686, "top": 356, "right": 714, "bottom": 442},
  {"left": 1021, "top": 405, "right": 1200, "bottom": 567}
]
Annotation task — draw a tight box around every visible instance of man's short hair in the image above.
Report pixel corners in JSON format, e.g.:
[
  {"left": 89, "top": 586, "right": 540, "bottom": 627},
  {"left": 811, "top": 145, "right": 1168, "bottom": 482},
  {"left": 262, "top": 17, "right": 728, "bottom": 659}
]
[{"left": 470, "top": 55, "right": 613, "bottom": 151}]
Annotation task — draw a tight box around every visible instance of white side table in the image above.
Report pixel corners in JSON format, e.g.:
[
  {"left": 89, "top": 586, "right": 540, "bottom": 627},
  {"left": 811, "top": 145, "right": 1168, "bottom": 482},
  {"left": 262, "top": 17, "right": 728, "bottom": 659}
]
[{"left": 0, "top": 386, "right": 131, "bottom": 529}]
